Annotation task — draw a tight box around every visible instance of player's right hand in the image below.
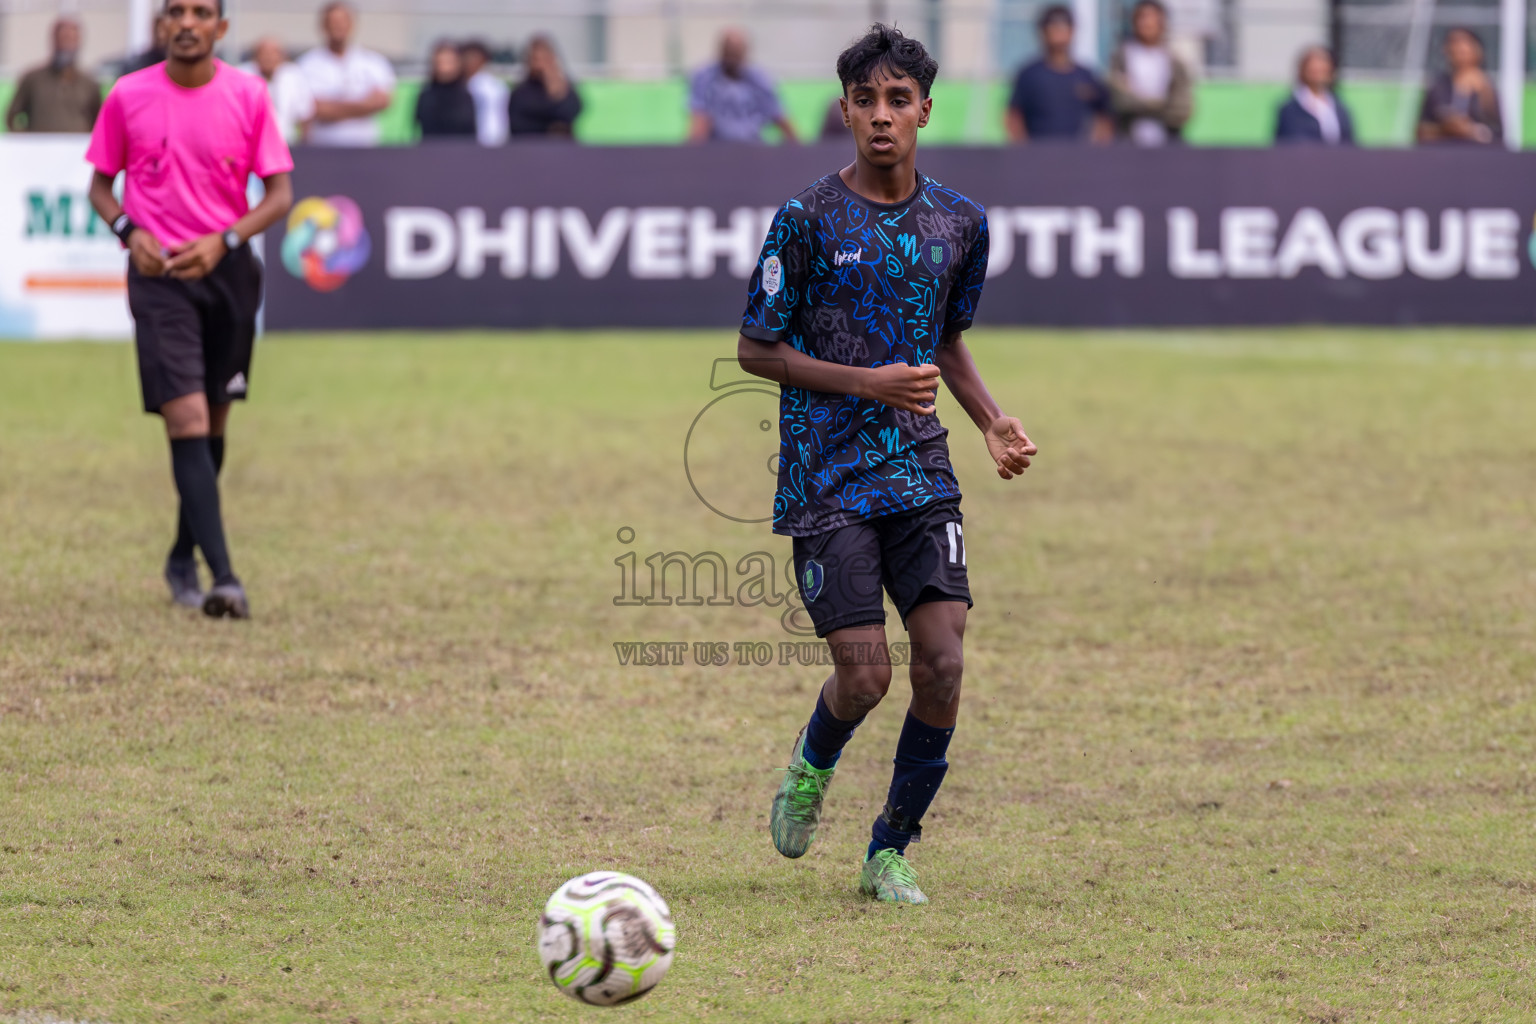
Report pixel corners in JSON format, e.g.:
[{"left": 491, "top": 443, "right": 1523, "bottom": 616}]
[
  {"left": 127, "top": 229, "right": 166, "bottom": 277},
  {"left": 862, "top": 362, "right": 941, "bottom": 414}
]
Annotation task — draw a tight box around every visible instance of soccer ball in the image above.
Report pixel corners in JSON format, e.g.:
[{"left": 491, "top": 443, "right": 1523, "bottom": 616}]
[{"left": 537, "top": 871, "right": 676, "bottom": 1005}]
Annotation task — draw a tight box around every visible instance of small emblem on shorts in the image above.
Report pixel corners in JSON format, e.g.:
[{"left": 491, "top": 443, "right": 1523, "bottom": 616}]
[
  {"left": 763, "top": 255, "right": 783, "bottom": 297},
  {"left": 919, "top": 237, "right": 954, "bottom": 275},
  {"left": 226, "top": 372, "right": 248, "bottom": 395},
  {"left": 801, "top": 559, "right": 825, "bottom": 603}
]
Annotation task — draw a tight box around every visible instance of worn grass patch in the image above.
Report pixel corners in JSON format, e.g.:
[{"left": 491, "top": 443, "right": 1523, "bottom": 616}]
[{"left": 1, "top": 329, "right": 1533, "bottom": 1023}]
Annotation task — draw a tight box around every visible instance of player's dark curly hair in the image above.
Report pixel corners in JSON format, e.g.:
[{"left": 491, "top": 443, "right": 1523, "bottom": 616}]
[{"left": 836, "top": 23, "right": 939, "bottom": 99}]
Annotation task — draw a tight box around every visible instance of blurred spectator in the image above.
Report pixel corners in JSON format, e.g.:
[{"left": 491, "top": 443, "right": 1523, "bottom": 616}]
[
  {"left": 6, "top": 17, "right": 101, "bottom": 133},
  {"left": 508, "top": 35, "right": 583, "bottom": 138},
  {"left": 687, "top": 28, "right": 797, "bottom": 143},
  {"left": 461, "top": 39, "right": 510, "bottom": 146},
  {"left": 242, "top": 37, "right": 315, "bottom": 145},
  {"left": 415, "top": 41, "right": 478, "bottom": 139},
  {"left": 1416, "top": 27, "right": 1502, "bottom": 145},
  {"left": 1005, "top": 6, "right": 1111, "bottom": 143},
  {"left": 1108, "top": 0, "right": 1193, "bottom": 145},
  {"left": 1275, "top": 46, "right": 1354, "bottom": 145},
  {"left": 298, "top": 2, "right": 396, "bottom": 147},
  {"left": 122, "top": 16, "right": 169, "bottom": 73},
  {"left": 820, "top": 95, "right": 850, "bottom": 140}
]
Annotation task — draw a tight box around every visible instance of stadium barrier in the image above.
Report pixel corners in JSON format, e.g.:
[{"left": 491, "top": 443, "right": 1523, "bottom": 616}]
[
  {"left": 5, "top": 137, "right": 1536, "bottom": 339},
  {"left": 272, "top": 143, "right": 1536, "bottom": 329}
]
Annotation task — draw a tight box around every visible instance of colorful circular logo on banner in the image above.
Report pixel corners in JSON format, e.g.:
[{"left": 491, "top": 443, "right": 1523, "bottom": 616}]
[{"left": 281, "top": 195, "right": 371, "bottom": 292}]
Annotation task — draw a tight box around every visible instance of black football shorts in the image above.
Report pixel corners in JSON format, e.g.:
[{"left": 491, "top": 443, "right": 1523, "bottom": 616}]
[
  {"left": 790, "top": 498, "right": 973, "bottom": 638},
  {"left": 126, "top": 246, "right": 263, "bottom": 413}
]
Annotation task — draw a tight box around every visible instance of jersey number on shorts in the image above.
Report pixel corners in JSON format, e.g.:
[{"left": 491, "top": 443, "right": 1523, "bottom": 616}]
[{"left": 945, "top": 522, "right": 966, "bottom": 566}]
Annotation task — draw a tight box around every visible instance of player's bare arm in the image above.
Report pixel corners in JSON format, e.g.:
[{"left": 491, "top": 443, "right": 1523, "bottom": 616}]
[
  {"left": 88, "top": 170, "right": 165, "bottom": 277},
  {"left": 165, "top": 172, "right": 293, "bottom": 280},
  {"left": 737, "top": 334, "right": 940, "bottom": 414},
  {"left": 934, "top": 331, "right": 1037, "bottom": 479}
]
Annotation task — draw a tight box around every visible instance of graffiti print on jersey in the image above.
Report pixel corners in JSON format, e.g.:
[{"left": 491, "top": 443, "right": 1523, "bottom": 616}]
[{"left": 739, "top": 173, "right": 990, "bottom": 537}]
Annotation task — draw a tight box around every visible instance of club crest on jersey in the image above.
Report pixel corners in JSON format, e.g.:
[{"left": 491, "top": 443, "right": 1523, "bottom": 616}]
[
  {"left": 919, "top": 237, "right": 954, "bottom": 276},
  {"left": 763, "top": 255, "right": 783, "bottom": 297},
  {"left": 801, "top": 560, "right": 825, "bottom": 603}
]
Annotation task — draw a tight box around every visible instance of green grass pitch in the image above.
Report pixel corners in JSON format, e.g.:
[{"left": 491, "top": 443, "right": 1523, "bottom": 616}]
[{"left": 1, "top": 328, "right": 1533, "bottom": 1023}]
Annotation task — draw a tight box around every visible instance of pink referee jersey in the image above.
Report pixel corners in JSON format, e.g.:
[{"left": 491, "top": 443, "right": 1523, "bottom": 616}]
[{"left": 86, "top": 60, "right": 294, "bottom": 249}]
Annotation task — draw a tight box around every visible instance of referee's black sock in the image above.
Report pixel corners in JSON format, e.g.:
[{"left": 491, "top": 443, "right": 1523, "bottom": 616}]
[
  {"left": 170, "top": 435, "right": 225, "bottom": 563},
  {"left": 169, "top": 437, "right": 237, "bottom": 587}
]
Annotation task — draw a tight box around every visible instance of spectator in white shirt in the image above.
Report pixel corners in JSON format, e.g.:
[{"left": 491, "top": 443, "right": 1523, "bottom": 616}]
[
  {"left": 297, "top": 2, "right": 395, "bottom": 147},
  {"left": 460, "top": 39, "right": 509, "bottom": 147},
  {"left": 243, "top": 37, "right": 314, "bottom": 145},
  {"left": 1108, "top": 0, "right": 1193, "bottom": 145}
]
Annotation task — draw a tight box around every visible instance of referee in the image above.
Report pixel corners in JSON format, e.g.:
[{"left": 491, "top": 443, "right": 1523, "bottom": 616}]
[{"left": 87, "top": 0, "right": 293, "bottom": 619}]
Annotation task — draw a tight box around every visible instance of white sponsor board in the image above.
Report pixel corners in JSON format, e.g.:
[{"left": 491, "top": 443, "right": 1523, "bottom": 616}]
[{"left": 0, "top": 136, "right": 131, "bottom": 340}]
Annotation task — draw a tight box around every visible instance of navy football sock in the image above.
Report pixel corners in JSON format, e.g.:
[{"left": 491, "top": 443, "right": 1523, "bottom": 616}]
[
  {"left": 801, "top": 688, "right": 865, "bottom": 771},
  {"left": 868, "top": 709, "right": 954, "bottom": 859},
  {"left": 171, "top": 435, "right": 225, "bottom": 562}
]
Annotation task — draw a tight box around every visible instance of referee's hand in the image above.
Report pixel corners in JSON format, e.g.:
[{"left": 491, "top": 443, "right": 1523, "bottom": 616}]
[
  {"left": 127, "top": 229, "right": 167, "bottom": 277},
  {"left": 164, "top": 234, "right": 226, "bottom": 281}
]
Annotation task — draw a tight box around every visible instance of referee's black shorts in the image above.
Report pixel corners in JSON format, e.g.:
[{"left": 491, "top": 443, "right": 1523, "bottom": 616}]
[{"left": 127, "top": 246, "right": 263, "bottom": 413}]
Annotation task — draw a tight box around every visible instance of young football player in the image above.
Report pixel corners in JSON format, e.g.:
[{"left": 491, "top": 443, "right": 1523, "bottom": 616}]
[{"left": 736, "top": 24, "right": 1037, "bottom": 904}]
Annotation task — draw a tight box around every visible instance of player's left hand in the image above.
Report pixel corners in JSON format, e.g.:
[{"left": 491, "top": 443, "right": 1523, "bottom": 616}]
[
  {"left": 985, "top": 416, "right": 1037, "bottom": 480},
  {"left": 164, "top": 234, "right": 227, "bottom": 281}
]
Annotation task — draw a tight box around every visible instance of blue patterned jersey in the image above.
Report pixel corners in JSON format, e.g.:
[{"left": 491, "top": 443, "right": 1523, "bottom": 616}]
[{"left": 740, "top": 172, "right": 990, "bottom": 537}]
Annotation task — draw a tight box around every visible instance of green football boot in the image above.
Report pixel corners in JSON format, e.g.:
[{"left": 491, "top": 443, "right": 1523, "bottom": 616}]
[
  {"left": 769, "top": 728, "right": 835, "bottom": 859},
  {"left": 859, "top": 848, "right": 929, "bottom": 905}
]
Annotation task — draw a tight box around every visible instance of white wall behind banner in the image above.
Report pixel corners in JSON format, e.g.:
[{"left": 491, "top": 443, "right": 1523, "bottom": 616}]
[{"left": 0, "top": 136, "right": 131, "bottom": 341}]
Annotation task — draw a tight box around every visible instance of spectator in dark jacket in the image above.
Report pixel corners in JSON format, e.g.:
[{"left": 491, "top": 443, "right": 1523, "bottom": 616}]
[
  {"left": 1006, "top": 6, "right": 1111, "bottom": 143},
  {"left": 1275, "top": 46, "right": 1355, "bottom": 144},
  {"left": 6, "top": 17, "right": 101, "bottom": 133},
  {"left": 122, "top": 16, "right": 169, "bottom": 73},
  {"left": 415, "top": 40, "right": 477, "bottom": 139},
  {"left": 819, "top": 95, "right": 851, "bottom": 140},
  {"left": 508, "top": 35, "right": 583, "bottom": 137},
  {"left": 1416, "top": 27, "right": 1502, "bottom": 145}
]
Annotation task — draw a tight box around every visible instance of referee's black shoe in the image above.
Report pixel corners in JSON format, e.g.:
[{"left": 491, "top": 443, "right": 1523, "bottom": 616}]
[
  {"left": 164, "top": 557, "right": 204, "bottom": 609},
  {"left": 203, "top": 580, "right": 250, "bottom": 620}
]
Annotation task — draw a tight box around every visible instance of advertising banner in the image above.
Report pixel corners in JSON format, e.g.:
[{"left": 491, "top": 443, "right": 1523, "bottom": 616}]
[
  {"left": 0, "top": 136, "right": 131, "bottom": 340},
  {"left": 267, "top": 143, "right": 1536, "bottom": 330}
]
